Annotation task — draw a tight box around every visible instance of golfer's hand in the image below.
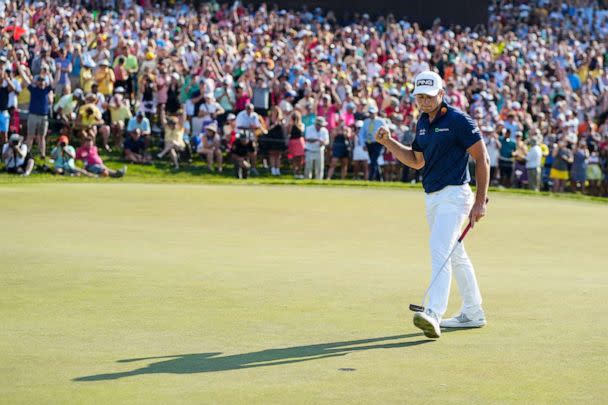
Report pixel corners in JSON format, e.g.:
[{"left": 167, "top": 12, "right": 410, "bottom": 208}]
[
  {"left": 468, "top": 200, "right": 487, "bottom": 228},
  {"left": 375, "top": 126, "right": 390, "bottom": 145}
]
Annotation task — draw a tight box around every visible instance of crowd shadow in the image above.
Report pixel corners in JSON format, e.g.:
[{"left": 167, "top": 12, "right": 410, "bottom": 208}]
[{"left": 74, "top": 333, "right": 431, "bottom": 381}]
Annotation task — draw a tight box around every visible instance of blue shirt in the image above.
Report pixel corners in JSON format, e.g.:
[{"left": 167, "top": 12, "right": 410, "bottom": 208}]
[
  {"left": 412, "top": 102, "right": 481, "bottom": 193},
  {"left": 358, "top": 117, "right": 386, "bottom": 146},
  {"left": 127, "top": 117, "right": 151, "bottom": 134},
  {"left": 28, "top": 84, "right": 52, "bottom": 115}
]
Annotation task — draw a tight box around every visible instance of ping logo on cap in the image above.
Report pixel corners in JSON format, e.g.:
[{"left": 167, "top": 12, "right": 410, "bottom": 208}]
[{"left": 416, "top": 79, "right": 434, "bottom": 87}]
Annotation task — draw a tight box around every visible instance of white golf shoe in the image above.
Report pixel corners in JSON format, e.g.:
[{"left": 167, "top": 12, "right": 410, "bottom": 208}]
[
  {"left": 440, "top": 310, "right": 487, "bottom": 328},
  {"left": 413, "top": 309, "right": 441, "bottom": 339}
]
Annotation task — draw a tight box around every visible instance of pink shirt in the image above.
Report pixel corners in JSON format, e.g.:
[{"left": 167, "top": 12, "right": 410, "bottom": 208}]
[
  {"left": 317, "top": 105, "right": 339, "bottom": 131},
  {"left": 156, "top": 75, "right": 168, "bottom": 104},
  {"left": 340, "top": 111, "right": 355, "bottom": 127},
  {"left": 76, "top": 145, "right": 103, "bottom": 166}
]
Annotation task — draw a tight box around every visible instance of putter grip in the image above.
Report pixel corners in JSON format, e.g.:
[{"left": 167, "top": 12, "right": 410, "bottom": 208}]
[
  {"left": 458, "top": 223, "right": 472, "bottom": 242},
  {"left": 459, "top": 198, "right": 488, "bottom": 242}
]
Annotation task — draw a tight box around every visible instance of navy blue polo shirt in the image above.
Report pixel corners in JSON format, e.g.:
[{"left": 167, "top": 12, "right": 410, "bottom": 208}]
[
  {"left": 28, "top": 84, "right": 52, "bottom": 115},
  {"left": 412, "top": 102, "right": 481, "bottom": 193}
]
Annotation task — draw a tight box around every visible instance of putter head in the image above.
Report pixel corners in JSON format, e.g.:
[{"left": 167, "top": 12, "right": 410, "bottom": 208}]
[{"left": 409, "top": 304, "right": 425, "bottom": 313}]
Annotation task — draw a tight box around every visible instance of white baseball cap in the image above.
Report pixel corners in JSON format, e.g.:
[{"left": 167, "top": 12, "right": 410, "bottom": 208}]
[{"left": 412, "top": 71, "right": 443, "bottom": 96}]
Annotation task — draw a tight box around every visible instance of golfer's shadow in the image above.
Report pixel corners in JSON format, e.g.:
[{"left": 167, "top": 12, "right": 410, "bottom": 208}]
[{"left": 74, "top": 333, "right": 430, "bottom": 381}]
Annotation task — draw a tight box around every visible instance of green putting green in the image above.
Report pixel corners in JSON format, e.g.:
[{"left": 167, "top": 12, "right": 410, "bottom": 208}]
[{"left": 1, "top": 183, "right": 606, "bottom": 404}]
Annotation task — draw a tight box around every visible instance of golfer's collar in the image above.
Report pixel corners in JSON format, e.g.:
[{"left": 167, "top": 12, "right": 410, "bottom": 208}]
[{"left": 423, "top": 101, "right": 449, "bottom": 125}]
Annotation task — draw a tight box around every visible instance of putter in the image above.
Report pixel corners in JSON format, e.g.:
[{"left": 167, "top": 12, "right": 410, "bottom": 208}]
[{"left": 409, "top": 198, "right": 488, "bottom": 313}]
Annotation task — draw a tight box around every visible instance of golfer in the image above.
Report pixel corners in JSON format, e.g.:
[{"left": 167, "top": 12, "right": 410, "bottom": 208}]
[{"left": 375, "top": 71, "right": 489, "bottom": 339}]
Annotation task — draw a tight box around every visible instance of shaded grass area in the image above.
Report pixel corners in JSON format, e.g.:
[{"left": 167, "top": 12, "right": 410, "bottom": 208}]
[{"left": 0, "top": 153, "right": 605, "bottom": 204}]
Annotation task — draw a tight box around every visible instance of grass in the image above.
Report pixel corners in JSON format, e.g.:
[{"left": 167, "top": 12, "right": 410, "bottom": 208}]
[
  {"left": 0, "top": 152, "right": 606, "bottom": 204},
  {"left": 1, "top": 183, "right": 606, "bottom": 404}
]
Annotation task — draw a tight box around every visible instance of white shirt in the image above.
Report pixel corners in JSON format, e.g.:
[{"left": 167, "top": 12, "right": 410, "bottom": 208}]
[
  {"left": 525, "top": 145, "right": 542, "bottom": 169},
  {"left": 200, "top": 76, "right": 215, "bottom": 98},
  {"left": 304, "top": 126, "right": 329, "bottom": 153},
  {"left": 484, "top": 136, "right": 500, "bottom": 167},
  {"left": 7, "top": 78, "right": 21, "bottom": 108},
  {"left": 2, "top": 143, "right": 27, "bottom": 168},
  {"left": 198, "top": 102, "right": 220, "bottom": 120},
  {"left": 235, "top": 110, "right": 261, "bottom": 129},
  {"left": 279, "top": 99, "right": 293, "bottom": 114}
]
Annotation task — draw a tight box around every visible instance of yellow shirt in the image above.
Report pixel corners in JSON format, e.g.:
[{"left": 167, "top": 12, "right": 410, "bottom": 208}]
[
  {"left": 164, "top": 126, "right": 185, "bottom": 148},
  {"left": 94, "top": 68, "right": 115, "bottom": 96},
  {"left": 80, "top": 68, "right": 94, "bottom": 93},
  {"left": 109, "top": 103, "right": 132, "bottom": 123},
  {"left": 540, "top": 143, "right": 549, "bottom": 166},
  {"left": 78, "top": 103, "right": 103, "bottom": 127},
  {"left": 17, "top": 77, "right": 30, "bottom": 108}
]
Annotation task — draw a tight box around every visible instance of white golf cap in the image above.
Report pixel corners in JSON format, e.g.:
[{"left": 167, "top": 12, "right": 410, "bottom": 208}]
[{"left": 412, "top": 71, "right": 443, "bottom": 96}]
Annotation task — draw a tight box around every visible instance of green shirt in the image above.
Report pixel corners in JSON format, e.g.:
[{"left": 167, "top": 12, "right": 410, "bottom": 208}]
[
  {"left": 51, "top": 145, "right": 76, "bottom": 169},
  {"left": 124, "top": 54, "right": 139, "bottom": 74}
]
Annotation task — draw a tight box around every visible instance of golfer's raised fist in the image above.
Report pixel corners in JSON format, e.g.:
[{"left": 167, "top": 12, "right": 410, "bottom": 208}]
[{"left": 375, "top": 126, "right": 390, "bottom": 143}]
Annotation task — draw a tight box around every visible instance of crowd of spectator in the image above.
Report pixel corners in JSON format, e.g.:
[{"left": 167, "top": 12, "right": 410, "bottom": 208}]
[{"left": 0, "top": 0, "right": 607, "bottom": 195}]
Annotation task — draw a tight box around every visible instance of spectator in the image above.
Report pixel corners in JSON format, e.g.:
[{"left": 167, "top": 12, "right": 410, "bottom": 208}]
[
  {"left": 223, "top": 113, "right": 237, "bottom": 148},
  {"left": 50, "top": 135, "right": 93, "bottom": 177},
  {"left": 54, "top": 88, "right": 84, "bottom": 128},
  {"left": 158, "top": 109, "right": 188, "bottom": 170},
  {"left": 326, "top": 121, "right": 352, "bottom": 180},
  {"left": 76, "top": 137, "right": 126, "bottom": 178},
  {"left": 512, "top": 132, "right": 528, "bottom": 188},
  {"left": 214, "top": 78, "right": 236, "bottom": 119},
  {"left": 358, "top": 105, "right": 385, "bottom": 181},
  {"left": 235, "top": 103, "right": 264, "bottom": 175},
  {"left": 525, "top": 136, "right": 543, "bottom": 192},
  {"left": 586, "top": 146, "right": 603, "bottom": 196},
  {"left": 352, "top": 120, "right": 370, "bottom": 180},
  {"left": 108, "top": 87, "right": 132, "bottom": 149},
  {"left": 264, "top": 106, "right": 287, "bottom": 176},
  {"left": 198, "top": 95, "right": 224, "bottom": 124},
  {"left": 498, "top": 129, "right": 516, "bottom": 188},
  {"left": 381, "top": 125, "right": 400, "bottom": 181},
  {"left": 126, "top": 111, "right": 151, "bottom": 142},
  {"left": 123, "top": 129, "right": 152, "bottom": 165},
  {"left": 304, "top": 116, "right": 329, "bottom": 180},
  {"left": 76, "top": 93, "right": 110, "bottom": 150},
  {"left": 55, "top": 48, "right": 72, "bottom": 98},
  {"left": 80, "top": 61, "right": 95, "bottom": 93},
  {"left": 19, "top": 64, "right": 58, "bottom": 159},
  {"left": 571, "top": 141, "right": 589, "bottom": 193},
  {"left": 0, "top": 61, "right": 17, "bottom": 144},
  {"left": 550, "top": 140, "right": 574, "bottom": 193},
  {"left": 2, "top": 133, "right": 33, "bottom": 176},
  {"left": 482, "top": 126, "right": 501, "bottom": 186},
  {"left": 231, "top": 131, "right": 254, "bottom": 179},
  {"left": 287, "top": 110, "right": 306, "bottom": 179},
  {"left": 94, "top": 60, "right": 115, "bottom": 98},
  {"left": 196, "top": 122, "right": 223, "bottom": 172}
]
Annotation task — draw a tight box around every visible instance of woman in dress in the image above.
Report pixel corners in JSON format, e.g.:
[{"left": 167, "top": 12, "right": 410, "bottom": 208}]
[
  {"left": 326, "top": 121, "right": 352, "bottom": 180},
  {"left": 287, "top": 111, "right": 306, "bottom": 179},
  {"left": 265, "top": 106, "right": 287, "bottom": 176}
]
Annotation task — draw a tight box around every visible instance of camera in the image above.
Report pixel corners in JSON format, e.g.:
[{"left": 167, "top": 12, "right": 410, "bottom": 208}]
[
  {"left": 59, "top": 142, "right": 66, "bottom": 147},
  {"left": 11, "top": 140, "right": 19, "bottom": 146}
]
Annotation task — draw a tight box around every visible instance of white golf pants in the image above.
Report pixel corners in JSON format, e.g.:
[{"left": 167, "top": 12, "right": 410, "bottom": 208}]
[
  {"left": 305, "top": 150, "right": 324, "bottom": 180},
  {"left": 425, "top": 184, "right": 483, "bottom": 318}
]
